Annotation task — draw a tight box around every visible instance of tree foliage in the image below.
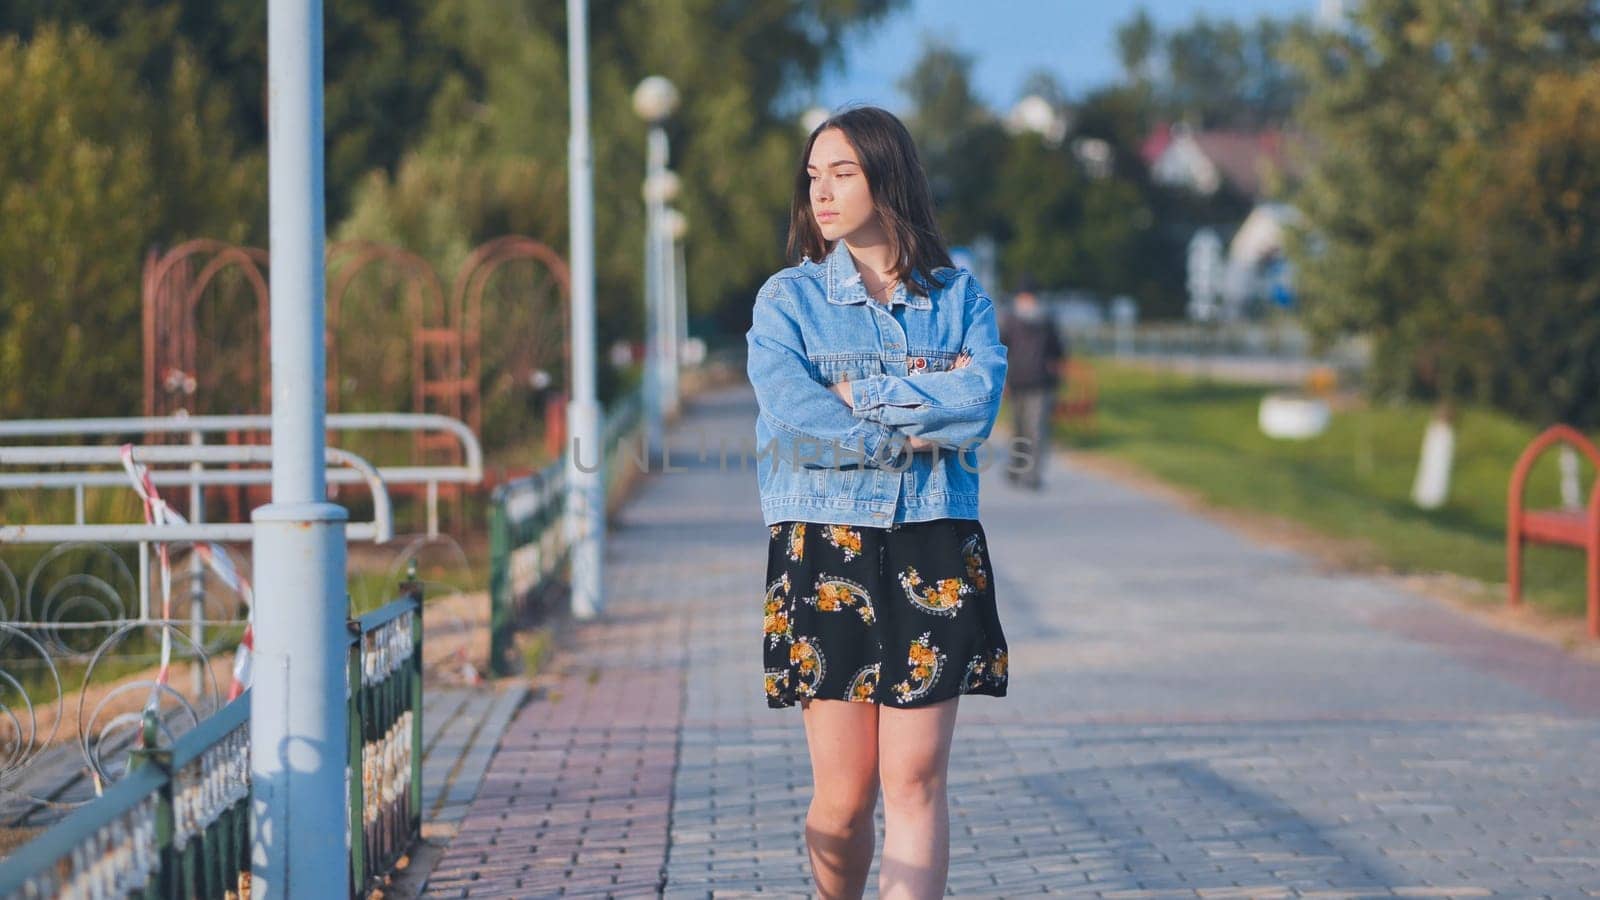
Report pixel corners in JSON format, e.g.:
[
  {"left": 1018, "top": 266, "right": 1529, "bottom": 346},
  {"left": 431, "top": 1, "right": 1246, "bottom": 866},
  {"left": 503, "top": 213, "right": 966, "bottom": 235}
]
[
  {"left": 1117, "top": 10, "right": 1304, "bottom": 129},
  {"left": 336, "top": 0, "right": 901, "bottom": 352},
  {"left": 1285, "top": 0, "right": 1600, "bottom": 410},
  {"left": 0, "top": 1, "right": 901, "bottom": 424},
  {"left": 0, "top": 25, "right": 261, "bottom": 419},
  {"left": 1449, "top": 68, "right": 1600, "bottom": 428}
]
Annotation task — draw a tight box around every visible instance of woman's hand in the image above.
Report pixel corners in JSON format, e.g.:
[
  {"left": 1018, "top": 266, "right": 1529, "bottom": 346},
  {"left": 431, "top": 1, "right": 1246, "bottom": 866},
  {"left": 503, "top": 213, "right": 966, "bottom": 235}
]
[
  {"left": 829, "top": 380, "right": 854, "bottom": 408},
  {"left": 834, "top": 353, "right": 973, "bottom": 451},
  {"left": 905, "top": 354, "right": 972, "bottom": 450}
]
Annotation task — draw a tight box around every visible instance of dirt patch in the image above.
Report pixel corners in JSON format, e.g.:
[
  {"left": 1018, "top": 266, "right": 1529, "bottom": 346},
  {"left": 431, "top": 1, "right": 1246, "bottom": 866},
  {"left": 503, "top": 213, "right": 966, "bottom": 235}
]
[
  {"left": 1066, "top": 448, "right": 1600, "bottom": 666},
  {"left": 420, "top": 589, "right": 491, "bottom": 686},
  {"left": 0, "top": 826, "right": 43, "bottom": 857}
]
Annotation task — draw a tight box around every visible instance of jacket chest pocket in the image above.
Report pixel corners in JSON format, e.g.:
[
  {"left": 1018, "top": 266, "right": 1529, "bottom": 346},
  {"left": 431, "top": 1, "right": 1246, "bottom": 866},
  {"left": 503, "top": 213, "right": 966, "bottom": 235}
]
[
  {"left": 904, "top": 348, "right": 959, "bottom": 376},
  {"left": 809, "top": 353, "right": 882, "bottom": 386}
]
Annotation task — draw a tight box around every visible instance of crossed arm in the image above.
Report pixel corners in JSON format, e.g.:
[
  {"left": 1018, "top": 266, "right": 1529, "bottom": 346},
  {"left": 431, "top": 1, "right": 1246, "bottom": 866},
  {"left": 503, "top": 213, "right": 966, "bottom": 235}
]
[
  {"left": 747, "top": 278, "right": 1008, "bottom": 461},
  {"left": 839, "top": 284, "right": 1008, "bottom": 450},
  {"left": 746, "top": 285, "right": 910, "bottom": 468},
  {"left": 828, "top": 355, "right": 971, "bottom": 450}
]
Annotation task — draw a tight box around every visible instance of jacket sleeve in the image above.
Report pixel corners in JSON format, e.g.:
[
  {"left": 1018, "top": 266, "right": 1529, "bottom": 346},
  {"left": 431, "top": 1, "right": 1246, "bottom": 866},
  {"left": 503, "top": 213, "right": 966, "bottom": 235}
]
[
  {"left": 846, "top": 277, "right": 1008, "bottom": 449},
  {"left": 746, "top": 279, "right": 909, "bottom": 469}
]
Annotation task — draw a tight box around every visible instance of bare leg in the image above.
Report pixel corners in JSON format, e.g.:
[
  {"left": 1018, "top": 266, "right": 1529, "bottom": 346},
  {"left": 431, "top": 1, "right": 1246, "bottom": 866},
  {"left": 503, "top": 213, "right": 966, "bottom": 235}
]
[
  {"left": 800, "top": 697, "right": 881, "bottom": 899},
  {"left": 877, "top": 695, "right": 961, "bottom": 899}
]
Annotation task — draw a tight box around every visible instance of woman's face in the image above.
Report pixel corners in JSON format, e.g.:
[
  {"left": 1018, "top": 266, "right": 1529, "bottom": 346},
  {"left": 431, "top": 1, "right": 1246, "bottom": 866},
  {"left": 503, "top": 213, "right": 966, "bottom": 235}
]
[{"left": 807, "top": 128, "right": 878, "bottom": 244}]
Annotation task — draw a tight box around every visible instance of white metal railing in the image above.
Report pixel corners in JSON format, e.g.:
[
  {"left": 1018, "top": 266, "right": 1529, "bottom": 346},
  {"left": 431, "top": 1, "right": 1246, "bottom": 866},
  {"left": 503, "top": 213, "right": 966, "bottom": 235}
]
[
  {"left": 0, "top": 444, "right": 393, "bottom": 543},
  {"left": 0, "top": 412, "right": 483, "bottom": 538}
]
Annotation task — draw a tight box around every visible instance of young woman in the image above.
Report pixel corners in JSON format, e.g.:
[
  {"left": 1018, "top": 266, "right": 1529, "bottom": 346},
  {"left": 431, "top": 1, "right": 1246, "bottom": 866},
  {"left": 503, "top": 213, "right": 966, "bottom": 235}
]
[{"left": 745, "top": 106, "right": 1010, "bottom": 899}]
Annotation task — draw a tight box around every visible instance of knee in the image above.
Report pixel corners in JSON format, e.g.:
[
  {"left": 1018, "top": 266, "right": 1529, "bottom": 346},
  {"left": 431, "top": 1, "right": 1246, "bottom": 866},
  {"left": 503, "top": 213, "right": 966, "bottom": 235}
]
[
  {"left": 879, "top": 764, "right": 946, "bottom": 811},
  {"left": 808, "top": 782, "right": 878, "bottom": 833}
]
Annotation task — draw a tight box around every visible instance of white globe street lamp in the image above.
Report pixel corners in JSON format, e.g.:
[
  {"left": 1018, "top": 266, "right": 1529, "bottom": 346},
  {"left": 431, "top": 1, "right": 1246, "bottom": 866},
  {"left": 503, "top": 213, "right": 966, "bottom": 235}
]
[
  {"left": 1006, "top": 94, "right": 1067, "bottom": 145},
  {"left": 662, "top": 207, "right": 688, "bottom": 242},
  {"left": 801, "top": 105, "right": 830, "bottom": 134},
  {"left": 642, "top": 169, "right": 681, "bottom": 205},
  {"left": 633, "top": 75, "right": 679, "bottom": 124},
  {"left": 635, "top": 75, "right": 678, "bottom": 458}
]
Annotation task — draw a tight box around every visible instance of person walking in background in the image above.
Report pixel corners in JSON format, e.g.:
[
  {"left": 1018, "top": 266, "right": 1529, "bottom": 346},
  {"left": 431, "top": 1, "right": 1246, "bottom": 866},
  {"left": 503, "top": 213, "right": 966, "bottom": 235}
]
[
  {"left": 999, "top": 286, "right": 1067, "bottom": 490},
  {"left": 746, "top": 106, "right": 1010, "bottom": 900}
]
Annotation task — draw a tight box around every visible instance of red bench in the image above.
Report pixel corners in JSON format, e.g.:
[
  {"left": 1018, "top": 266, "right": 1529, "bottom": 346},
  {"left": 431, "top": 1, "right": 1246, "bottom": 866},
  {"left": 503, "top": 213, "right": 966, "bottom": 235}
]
[{"left": 1507, "top": 424, "right": 1600, "bottom": 637}]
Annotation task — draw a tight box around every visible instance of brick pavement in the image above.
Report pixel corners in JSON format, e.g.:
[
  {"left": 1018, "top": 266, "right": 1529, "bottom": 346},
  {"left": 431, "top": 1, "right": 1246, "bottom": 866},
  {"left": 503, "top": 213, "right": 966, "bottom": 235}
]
[{"left": 424, "top": 383, "right": 1600, "bottom": 898}]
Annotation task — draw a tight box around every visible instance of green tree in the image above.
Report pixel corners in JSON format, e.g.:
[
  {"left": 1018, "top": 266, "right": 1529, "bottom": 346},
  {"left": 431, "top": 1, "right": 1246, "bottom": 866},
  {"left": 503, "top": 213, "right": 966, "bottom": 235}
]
[
  {"left": 1449, "top": 68, "right": 1600, "bottom": 430},
  {"left": 1116, "top": 9, "right": 1157, "bottom": 84},
  {"left": 897, "top": 38, "right": 1009, "bottom": 244},
  {"left": 993, "top": 134, "right": 1153, "bottom": 301},
  {"left": 0, "top": 1, "right": 459, "bottom": 220},
  {"left": 333, "top": 0, "right": 903, "bottom": 442},
  {"left": 0, "top": 26, "right": 262, "bottom": 419},
  {"left": 1285, "top": 0, "right": 1600, "bottom": 506},
  {"left": 1287, "top": 0, "right": 1598, "bottom": 406},
  {"left": 1123, "top": 13, "right": 1306, "bottom": 129}
]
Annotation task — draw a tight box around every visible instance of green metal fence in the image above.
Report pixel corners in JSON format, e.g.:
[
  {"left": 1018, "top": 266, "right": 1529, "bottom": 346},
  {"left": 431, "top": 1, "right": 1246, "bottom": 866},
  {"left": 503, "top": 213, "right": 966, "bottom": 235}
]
[
  {"left": 487, "top": 389, "right": 642, "bottom": 676},
  {"left": 347, "top": 586, "right": 423, "bottom": 896},
  {"left": 0, "top": 583, "right": 424, "bottom": 899}
]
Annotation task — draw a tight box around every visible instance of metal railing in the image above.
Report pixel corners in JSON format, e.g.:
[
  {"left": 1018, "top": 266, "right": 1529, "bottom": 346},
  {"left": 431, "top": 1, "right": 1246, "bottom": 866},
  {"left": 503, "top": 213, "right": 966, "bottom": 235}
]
[
  {"left": 0, "top": 412, "right": 483, "bottom": 538},
  {"left": 0, "top": 444, "right": 394, "bottom": 544},
  {"left": 486, "top": 389, "right": 642, "bottom": 675},
  {"left": 1066, "top": 319, "right": 1315, "bottom": 360},
  {"left": 0, "top": 584, "right": 424, "bottom": 899},
  {"left": 347, "top": 587, "right": 423, "bottom": 895}
]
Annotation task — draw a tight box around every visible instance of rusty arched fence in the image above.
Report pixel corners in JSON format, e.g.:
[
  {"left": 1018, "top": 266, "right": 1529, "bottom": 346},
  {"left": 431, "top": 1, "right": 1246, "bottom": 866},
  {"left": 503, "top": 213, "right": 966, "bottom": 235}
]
[{"left": 141, "top": 236, "right": 572, "bottom": 521}]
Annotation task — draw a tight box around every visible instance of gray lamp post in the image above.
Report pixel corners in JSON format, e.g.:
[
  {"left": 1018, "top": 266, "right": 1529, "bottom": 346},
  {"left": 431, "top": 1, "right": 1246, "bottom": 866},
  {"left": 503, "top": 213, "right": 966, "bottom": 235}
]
[
  {"left": 565, "top": 0, "right": 604, "bottom": 619},
  {"left": 649, "top": 176, "right": 682, "bottom": 419},
  {"left": 634, "top": 75, "right": 679, "bottom": 461},
  {"left": 253, "top": 0, "right": 348, "bottom": 890},
  {"left": 662, "top": 206, "right": 689, "bottom": 410}
]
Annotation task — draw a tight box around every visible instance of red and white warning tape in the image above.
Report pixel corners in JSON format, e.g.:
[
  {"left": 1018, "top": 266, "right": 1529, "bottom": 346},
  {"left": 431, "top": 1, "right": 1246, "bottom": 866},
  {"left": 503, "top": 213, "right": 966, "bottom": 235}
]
[{"left": 118, "top": 444, "right": 256, "bottom": 702}]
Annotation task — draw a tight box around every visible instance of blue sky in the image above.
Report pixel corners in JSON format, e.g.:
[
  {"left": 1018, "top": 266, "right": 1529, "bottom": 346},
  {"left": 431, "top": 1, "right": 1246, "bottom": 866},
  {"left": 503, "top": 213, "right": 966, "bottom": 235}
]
[{"left": 814, "top": 0, "right": 1320, "bottom": 114}]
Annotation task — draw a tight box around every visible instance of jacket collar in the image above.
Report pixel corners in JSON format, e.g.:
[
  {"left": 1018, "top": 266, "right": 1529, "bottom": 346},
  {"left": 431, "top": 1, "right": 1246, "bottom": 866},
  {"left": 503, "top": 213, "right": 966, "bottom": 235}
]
[{"left": 823, "top": 240, "right": 933, "bottom": 310}]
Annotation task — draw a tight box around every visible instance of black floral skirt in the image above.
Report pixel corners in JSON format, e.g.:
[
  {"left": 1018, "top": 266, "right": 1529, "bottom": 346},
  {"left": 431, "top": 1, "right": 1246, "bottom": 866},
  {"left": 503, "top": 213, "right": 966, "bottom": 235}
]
[{"left": 762, "top": 518, "right": 1009, "bottom": 709}]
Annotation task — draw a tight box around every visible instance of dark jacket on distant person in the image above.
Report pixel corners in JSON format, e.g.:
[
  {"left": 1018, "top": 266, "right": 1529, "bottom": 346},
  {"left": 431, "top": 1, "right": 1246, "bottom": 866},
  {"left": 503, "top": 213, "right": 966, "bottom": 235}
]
[{"left": 999, "top": 308, "right": 1065, "bottom": 392}]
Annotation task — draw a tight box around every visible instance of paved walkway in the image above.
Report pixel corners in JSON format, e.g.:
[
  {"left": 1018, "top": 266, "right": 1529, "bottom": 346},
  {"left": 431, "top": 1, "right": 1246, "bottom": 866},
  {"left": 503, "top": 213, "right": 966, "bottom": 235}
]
[{"left": 423, "top": 383, "right": 1600, "bottom": 898}]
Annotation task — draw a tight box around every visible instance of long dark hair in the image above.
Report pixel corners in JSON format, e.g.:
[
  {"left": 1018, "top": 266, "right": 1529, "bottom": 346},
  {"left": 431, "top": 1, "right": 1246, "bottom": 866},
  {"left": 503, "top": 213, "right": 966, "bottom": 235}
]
[{"left": 786, "top": 106, "right": 953, "bottom": 296}]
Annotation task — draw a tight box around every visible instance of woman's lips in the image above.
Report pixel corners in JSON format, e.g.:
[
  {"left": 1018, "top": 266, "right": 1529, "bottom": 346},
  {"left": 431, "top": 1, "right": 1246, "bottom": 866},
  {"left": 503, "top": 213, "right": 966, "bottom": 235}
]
[{"left": 816, "top": 211, "right": 838, "bottom": 221}]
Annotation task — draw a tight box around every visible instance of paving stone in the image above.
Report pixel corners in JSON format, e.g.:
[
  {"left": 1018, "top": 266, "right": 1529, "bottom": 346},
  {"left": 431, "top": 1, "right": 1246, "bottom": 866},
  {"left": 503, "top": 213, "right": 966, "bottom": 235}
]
[{"left": 412, "top": 384, "right": 1600, "bottom": 897}]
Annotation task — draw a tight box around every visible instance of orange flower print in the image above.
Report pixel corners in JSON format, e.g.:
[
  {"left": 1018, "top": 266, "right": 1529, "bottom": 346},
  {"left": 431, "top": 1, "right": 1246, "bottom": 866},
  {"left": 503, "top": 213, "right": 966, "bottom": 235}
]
[
  {"left": 823, "top": 525, "right": 864, "bottom": 561},
  {"left": 898, "top": 566, "right": 970, "bottom": 618},
  {"left": 789, "top": 637, "right": 825, "bottom": 698},
  {"left": 787, "top": 523, "right": 806, "bottom": 562},
  {"left": 763, "top": 573, "right": 793, "bottom": 648},
  {"left": 961, "top": 534, "right": 989, "bottom": 592},
  {"left": 770, "top": 524, "right": 782, "bottom": 540},
  {"left": 891, "top": 632, "right": 945, "bottom": 704},
  {"left": 808, "top": 576, "right": 876, "bottom": 625},
  {"left": 961, "top": 647, "right": 1008, "bottom": 692},
  {"left": 960, "top": 656, "right": 987, "bottom": 692},
  {"left": 764, "top": 668, "right": 790, "bottom": 700},
  {"left": 847, "top": 663, "right": 880, "bottom": 703}
]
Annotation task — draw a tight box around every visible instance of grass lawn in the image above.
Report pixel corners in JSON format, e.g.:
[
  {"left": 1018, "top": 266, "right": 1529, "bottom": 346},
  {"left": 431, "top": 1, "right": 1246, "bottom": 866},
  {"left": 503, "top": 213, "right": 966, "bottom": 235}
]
[{"left": 1048, "top": 358, "right": 1592, "bottom": 622}]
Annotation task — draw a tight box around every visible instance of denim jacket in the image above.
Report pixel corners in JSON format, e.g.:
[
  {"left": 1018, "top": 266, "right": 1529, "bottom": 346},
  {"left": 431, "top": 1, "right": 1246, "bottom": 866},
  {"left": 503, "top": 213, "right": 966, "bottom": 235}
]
[{"left": 745, "top": 240, "right": 1008, "bottom": 528}]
